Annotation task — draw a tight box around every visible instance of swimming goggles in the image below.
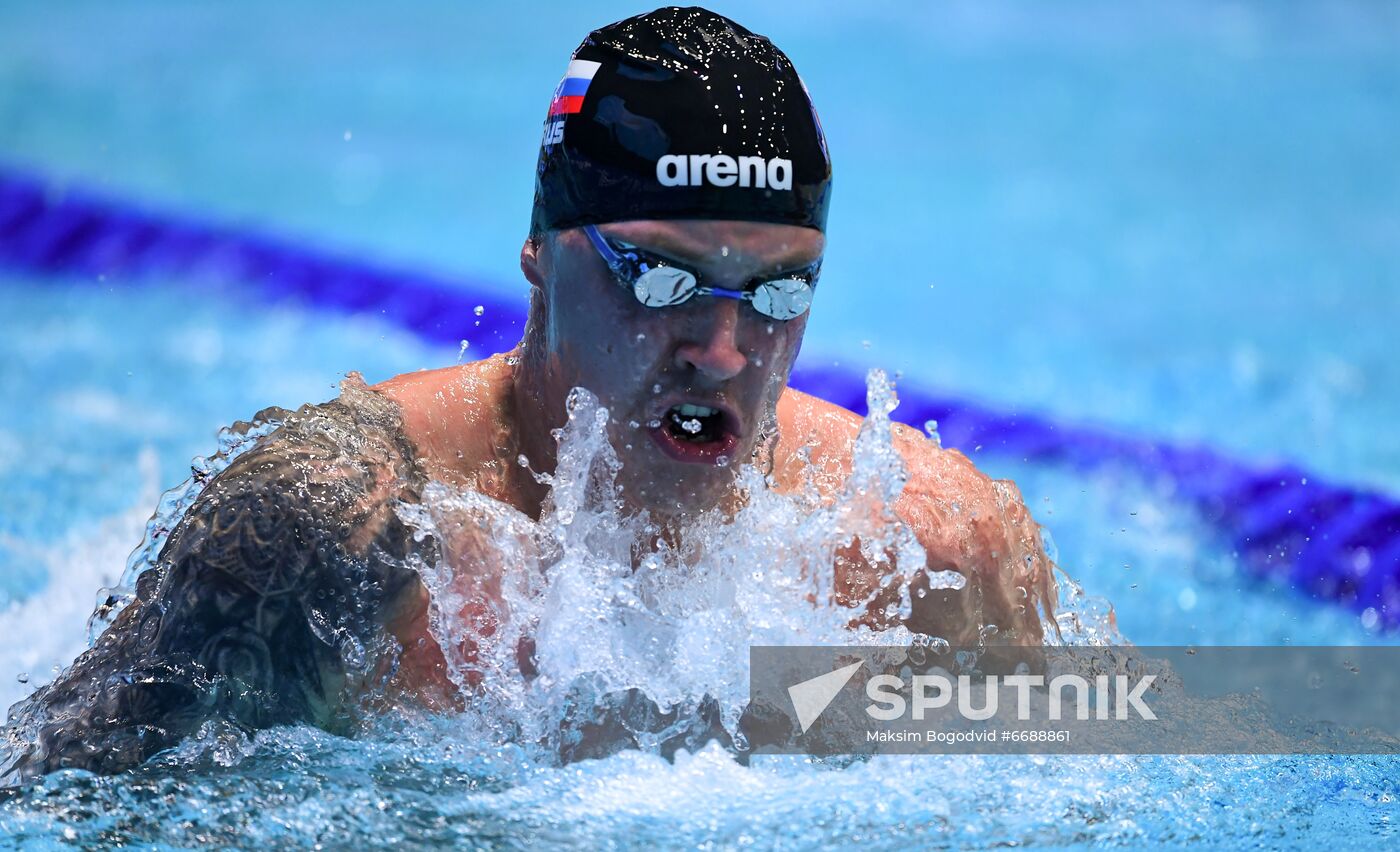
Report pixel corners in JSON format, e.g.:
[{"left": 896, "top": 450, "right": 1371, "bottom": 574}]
[{"left": 583, "top": 224, "right": 818, "bottom": 321}]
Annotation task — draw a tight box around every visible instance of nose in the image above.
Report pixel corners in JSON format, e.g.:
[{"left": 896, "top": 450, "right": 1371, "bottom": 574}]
[{"left": 673, "top": 298, "right": 748, "bottom": 382}]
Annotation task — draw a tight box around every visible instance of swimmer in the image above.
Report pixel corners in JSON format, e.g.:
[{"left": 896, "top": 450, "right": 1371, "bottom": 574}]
[{"left": 3, "top": 6, "right": 1056, "bottom": 777}]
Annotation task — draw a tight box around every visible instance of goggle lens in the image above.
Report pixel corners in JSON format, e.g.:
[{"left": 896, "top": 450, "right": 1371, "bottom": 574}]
[
  {"left": 634, "top": 266, "right": 698, "bottom": 308},
  {"left": 751, "top": 277, "right": 813, "bottom": 321}
]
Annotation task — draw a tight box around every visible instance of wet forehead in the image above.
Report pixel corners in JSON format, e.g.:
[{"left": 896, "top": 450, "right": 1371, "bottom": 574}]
[{"left": 597, "top": 219, "right": 824, "bottom": 277}]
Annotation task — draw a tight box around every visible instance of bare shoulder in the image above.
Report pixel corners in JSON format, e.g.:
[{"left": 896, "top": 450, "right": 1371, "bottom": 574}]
[
  {"left": 775, "top": 386, "right": 1056, "bottom": 642},
  {"left": 373, "top": 356, "right": 509, "bottom": 429},
  {"left": 373, "top": 354, "right": 516, "bottom": 483},
  {"left": 773, "top": 386, "right": 999, "bottom": 503}
]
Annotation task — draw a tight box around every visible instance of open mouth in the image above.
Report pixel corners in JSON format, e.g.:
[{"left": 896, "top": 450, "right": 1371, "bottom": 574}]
[{"left": 649, "top": 401, "right": 741, "bottom": 464}]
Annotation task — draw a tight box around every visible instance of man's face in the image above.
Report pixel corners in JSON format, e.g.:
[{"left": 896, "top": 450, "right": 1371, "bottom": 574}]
[{"left": 524, "top": 219, "right": 824, "bottom": 516}]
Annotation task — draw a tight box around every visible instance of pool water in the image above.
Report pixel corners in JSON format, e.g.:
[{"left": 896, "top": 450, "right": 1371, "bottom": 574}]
[{"left": 2, "top": 0, "right": 1399, "bottom": 847}]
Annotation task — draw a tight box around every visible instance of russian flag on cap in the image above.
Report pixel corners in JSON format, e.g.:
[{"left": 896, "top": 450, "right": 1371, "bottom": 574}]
[{"left": 548, "top": 59, "right": 602, "bottom": 117}]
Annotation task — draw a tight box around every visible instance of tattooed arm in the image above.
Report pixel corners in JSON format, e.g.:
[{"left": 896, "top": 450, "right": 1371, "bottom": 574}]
[{"left": 2, "top": 390, "right": 428, "bottom": 779}]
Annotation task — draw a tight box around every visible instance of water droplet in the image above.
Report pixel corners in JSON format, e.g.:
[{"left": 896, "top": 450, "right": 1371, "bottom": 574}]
[
  {"left": 923, "top": 419, "right": 941, "bottom": 447},
  {"left": 473, "top": 305, "right": 485, "bottom": 316},
  {"left": 715, "top": 455, "right": 730, "bottom": 467},
  {"left": 1361, "top": 607, "right": 1380, "bottom": 631},
  {"left": 16, "top": 672, "right": 28, "bottom": 684},
  {"left": 652, "top": 384, "right": 662, "bottom": 394}
]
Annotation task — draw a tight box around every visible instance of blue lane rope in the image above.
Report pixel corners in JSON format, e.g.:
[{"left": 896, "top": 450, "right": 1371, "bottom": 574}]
[{"left": 2, "top": 165, "right": 1396, "bottom": 628}]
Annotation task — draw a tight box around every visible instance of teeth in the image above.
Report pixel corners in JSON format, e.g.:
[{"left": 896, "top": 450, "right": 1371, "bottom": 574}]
[{"left": 674, "top": 403, "right": 719, "bottom": 417}]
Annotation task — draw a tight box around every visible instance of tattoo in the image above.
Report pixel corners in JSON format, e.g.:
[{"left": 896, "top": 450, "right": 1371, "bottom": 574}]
[{"left": 2, "top": 384, "right": 428, "bottom": 780}]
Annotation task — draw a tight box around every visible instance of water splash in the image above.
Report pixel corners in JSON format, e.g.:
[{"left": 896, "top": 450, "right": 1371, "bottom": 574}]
[{"left": 395, "top": 370, "right": 1075, "bottom": 760}]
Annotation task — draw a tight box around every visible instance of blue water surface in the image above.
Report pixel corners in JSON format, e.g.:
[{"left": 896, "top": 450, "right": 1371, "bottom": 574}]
[{"left": 2, "top": 1, "right": 1399, "bottom": 848}]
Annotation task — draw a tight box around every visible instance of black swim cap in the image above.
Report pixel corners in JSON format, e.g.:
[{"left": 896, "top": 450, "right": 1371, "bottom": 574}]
[{"left": 530, "top": 6, "right": 832, "bottom": 236}]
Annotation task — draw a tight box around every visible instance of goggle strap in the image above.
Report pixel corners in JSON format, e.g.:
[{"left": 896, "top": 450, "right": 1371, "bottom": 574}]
[
  {"left": 583, "top": 224, "right": 629, "bottom": 273},
  {"left": 698, "top": 286, "right": 748, "bottom": 301}
]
